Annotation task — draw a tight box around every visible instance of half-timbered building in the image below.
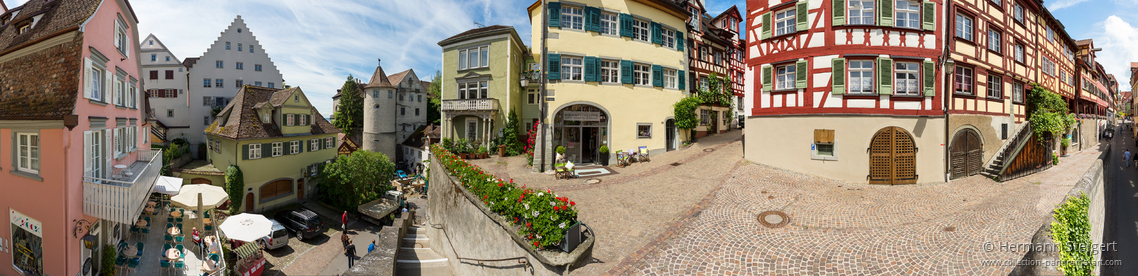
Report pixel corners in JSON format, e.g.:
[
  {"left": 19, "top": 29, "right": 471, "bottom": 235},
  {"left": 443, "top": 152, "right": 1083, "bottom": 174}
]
[
  {"left": 680, "top": 1, "right": 746, "bottom": 136},
  {"left": 745, "top": 0, "right": 948, "bottom": 184}
]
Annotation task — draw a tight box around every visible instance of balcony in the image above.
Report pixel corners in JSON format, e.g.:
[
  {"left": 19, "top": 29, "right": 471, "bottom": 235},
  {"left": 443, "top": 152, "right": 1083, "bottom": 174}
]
[
  {"left": 83, "top": 149, "right": 163, "bottom": 225},
  {"left": 441, "top": 98, "right": 499, "bottom": 112}
]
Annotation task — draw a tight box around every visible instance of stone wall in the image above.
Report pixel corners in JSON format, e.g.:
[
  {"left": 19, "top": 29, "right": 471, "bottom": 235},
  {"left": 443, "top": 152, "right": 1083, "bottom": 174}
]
[
  {"left": 948, "top": 114, "right": 1019, "bottom": 165},
  {"left": 427, "top": 158, "right": 593, "bottom": 276},
  {"left": 1011, "top": 144, "right": 1108, "bottom": 275},
  {"left": 1076, "top": 119, "right": 1100, "bottom": 151},
  {"left": 344, "top": 215, "right": 407, "bottom": 276}
]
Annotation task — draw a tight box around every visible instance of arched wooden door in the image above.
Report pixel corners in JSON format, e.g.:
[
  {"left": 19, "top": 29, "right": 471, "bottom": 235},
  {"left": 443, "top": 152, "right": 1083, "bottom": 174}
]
[
  {"left": 245, "top": 193, "right": 255, "bottom": 213},
  {"left": 869, "top": 127, "right": 918, "bottom": 185},
  {"left": 950, "top": 129, "right": 983, "bottom": 179},
  {"left": 190, "top": 178, "right": 212, "bottom": 184},
  {"left": 297, "top": 179, "right": 305, "bottom": 200}
]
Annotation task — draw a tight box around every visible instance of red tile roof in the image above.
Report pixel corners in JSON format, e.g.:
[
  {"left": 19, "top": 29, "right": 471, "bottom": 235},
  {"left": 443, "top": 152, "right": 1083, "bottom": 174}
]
[
  {"left": 363, "top": 59, "right": 394, "bottom": 89},
  {"left": 207, "top": 85, "right": 339, "bottom": 140}
]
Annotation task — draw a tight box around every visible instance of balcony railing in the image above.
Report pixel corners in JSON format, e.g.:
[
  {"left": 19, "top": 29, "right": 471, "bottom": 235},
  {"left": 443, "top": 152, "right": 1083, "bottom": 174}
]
[
  {"left": 441, "top": 98, "right": 499, "bottom": 112},
  {"left": 83, "top": 149, "right": 163, "bottom": 225}
]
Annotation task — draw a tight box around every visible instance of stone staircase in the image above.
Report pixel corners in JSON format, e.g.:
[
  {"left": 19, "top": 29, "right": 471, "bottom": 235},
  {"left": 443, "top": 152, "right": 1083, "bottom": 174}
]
[
  {"left": 396, "top": 226, "right": 454, "bottom": 276},
  {"left": 980, "top": 122, "right": 1034, "bottom": 180}
]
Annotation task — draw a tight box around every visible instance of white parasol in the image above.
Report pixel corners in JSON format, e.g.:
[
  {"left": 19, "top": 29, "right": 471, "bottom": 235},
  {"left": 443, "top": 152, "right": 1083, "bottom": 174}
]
[
  {"left": 169, "top": 184, "right": 229, "bottom": 209},
  {"left": 153, "top": 176, "right": 184, "bottom": 195},
  {"left": 219, "top": 213, "right": 274, "bottom": 242}
]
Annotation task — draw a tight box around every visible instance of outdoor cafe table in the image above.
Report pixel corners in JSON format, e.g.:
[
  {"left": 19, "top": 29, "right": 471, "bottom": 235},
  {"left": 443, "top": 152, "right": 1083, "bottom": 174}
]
[
  {"left": 122, "top": 246, "right": 138, "bottom": 259},
  {"left": 168, "top": 226, "right": 181, "bottom": 236},
  {"left": 147, "top": 201, "right": 157, "bottom": 208},
  {"left": 165, "top": 248, "right": 182, "bottom": 261},
  {"left": 202, "top": 258, "right": 219, "bottom": 273},
  {"left": 171, "top": 210, "right": 183, "bottom": 219},
  {"left": 134, "top": 219, "right": 148, "bottom": 228},
  {"left": 144, "top": 206, "right": 155, "bottom": 216}
]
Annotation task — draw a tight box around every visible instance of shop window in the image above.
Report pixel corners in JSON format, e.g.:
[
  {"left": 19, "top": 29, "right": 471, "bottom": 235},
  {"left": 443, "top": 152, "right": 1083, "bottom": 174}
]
[{"left": 637, "top": 123, "right": 652, "bottom": 139}]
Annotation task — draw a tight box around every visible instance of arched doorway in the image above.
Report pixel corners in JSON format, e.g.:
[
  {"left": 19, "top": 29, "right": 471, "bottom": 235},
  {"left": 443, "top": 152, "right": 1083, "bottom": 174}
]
[
  {"left": 190, "top": 178, "right": 212, "bottom": 184},
  {"left": 297, "top": 179, "right": 305, "bottom": 200},
  {"left": 950, "top": 128, "right": 983, "bottom": 179},
  {"left": 245, "top": 193, "right": 255, "bottom": 213},
  {"left": 553, "top": 104, "right": 609, "bottom": 164},
  {"left": 665, "top": 119, "right": 676, "bottom": 151},
  {"left": 868, "top": 127, "right": 917, "bottom": 185}
]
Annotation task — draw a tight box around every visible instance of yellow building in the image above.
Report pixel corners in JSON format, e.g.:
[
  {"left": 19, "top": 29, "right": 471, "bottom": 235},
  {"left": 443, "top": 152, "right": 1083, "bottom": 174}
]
[{"left": 527, "top": 0, "right": 689, "bottom": 167}]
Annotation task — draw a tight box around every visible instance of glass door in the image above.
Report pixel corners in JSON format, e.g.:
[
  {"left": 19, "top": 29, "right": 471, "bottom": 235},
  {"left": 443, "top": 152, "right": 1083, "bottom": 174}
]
[{"left": 564, "top": 127, "right": 581, "bottom": 163}]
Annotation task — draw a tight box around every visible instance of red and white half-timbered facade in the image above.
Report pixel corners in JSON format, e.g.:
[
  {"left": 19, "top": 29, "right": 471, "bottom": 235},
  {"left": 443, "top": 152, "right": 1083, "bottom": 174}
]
[{"left": 680, "top": 1, "right": 746, "bottom": 120}]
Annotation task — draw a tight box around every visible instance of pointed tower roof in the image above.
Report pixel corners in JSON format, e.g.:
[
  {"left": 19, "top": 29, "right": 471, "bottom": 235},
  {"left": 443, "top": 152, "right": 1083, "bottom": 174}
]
[{"left": 364, "top": 58, "right": 395, "bottom": 89}]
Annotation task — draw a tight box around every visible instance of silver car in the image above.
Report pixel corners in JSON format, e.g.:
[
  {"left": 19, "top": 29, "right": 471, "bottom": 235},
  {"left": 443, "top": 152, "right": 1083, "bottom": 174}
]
[{"left": 260, "top": 219, "right": 289, "bottom": 250}]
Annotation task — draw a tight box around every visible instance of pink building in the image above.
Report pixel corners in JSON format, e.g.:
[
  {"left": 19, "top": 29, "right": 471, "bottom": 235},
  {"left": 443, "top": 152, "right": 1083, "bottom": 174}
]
[{"left": 0, "top": 0, "right": 153, "bottom": 275}]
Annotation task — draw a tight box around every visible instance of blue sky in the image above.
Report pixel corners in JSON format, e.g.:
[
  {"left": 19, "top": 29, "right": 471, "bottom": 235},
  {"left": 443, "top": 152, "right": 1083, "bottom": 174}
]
[{"left": 12, "top": 0, "right": 1132, "bottom": 114}]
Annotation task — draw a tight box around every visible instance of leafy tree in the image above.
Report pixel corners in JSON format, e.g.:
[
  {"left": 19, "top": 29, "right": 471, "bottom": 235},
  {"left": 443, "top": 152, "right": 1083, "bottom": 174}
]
[
  {"left": 320, "top": 150, "right": 396, "bottom": 210},
  {"left": 428, "top": 71, "right": 442, "bottom": 124},
  {"left": 495, "top": 110, "right": 525, "bottom": 156},
  {"left": 225, "top": 165, "right": 244, "bottom": 214},
  {"left": 1027, "top": 84, "right": 1076, "bottom": 142},
  {"left": 673, "top": 96, "right": 703, "bottom": 131},
  {"left": 333, "top": 75, "right": 364, "bottom": 136}
]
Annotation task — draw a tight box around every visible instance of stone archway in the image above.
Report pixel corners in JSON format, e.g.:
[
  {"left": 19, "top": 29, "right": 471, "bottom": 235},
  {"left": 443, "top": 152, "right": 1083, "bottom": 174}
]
[
  {"left": 190, "top": 178, "right": 212, "bottom": 185},
  {"left": 868, "top": 127, "right": 917, "bottom": 185},
  {"left": 950, "top": 128, "right": 983, "bottom": 179},
  {"left": 552, "top": 103, "right": 610, "bottom": 164}
]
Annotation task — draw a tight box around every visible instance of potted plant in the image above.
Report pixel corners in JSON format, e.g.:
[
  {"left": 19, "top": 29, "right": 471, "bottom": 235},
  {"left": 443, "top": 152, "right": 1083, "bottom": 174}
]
[
  {"left": 499, "top": 145, "right": 507, "bottom": 157},
  {"left": 478, "top": 145, "right": 489, "bottom": 159},
  {"left": 598, "top": 145, "right": 610, "bottom": 166},
  {"left": 556, "top": 146, "right": 566, "bottom": 162},
  {"left": 456, "top": 139, "right": 468, "bottom": 159}
]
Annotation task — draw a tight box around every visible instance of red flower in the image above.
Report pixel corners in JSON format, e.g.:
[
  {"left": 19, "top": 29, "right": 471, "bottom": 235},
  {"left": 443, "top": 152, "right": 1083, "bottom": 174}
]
[
  {"left": 570, "top": 201, "right": 575, "bottom": 206},
  {"left": 534, "top": 241, "right": 539, "bottom": 247},
  {"left": 497, "top": 183, "right": 503, "bottom": 187},
  {"left": 526, "top": 222, "right": 532, "bottom": 228}
]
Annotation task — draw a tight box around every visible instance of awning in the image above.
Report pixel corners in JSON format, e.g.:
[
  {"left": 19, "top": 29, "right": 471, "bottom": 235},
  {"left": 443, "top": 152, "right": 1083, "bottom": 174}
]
[{"left": 154, "top": 176, "right": 184, "bottom": 195}]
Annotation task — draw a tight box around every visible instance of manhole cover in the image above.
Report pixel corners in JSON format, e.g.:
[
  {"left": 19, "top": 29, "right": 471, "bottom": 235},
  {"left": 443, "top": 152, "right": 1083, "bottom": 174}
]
[
  {"left": 704, "top": 148, "right": 715, "bottom": 152},
  {"left": 670, "top": 162, "right": 682, "bottom": 166},
  {"left": 757, "top": 211, "right": 790, "bottom": 228},
  {"left": 585, "top": 178, "right": 602, "bottom": 184},
  {"left": 943, "top": 226, "right": 956, "bottom": 232}
]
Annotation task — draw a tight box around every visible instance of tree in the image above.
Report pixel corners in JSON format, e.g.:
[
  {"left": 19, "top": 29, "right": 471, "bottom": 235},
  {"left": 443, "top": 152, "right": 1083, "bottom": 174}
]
[
  {"left": 673, "top": 96, "right": 703, "bottom": 132},
  {"left": 333, "top": 76, "right": 364, "bottom": 136},
  {"left": 428, "top": 71, "right": 443, "bottom": 124},
  {"left": 496, "top": 110, "right": 524, "bottom": 156},
  {"left": 319, "top": 150, "right": 396, "bottom": 210},
  {"left": 1027, "top": 84, "right": 1076, "bottom": 142},
  {"left": 225, "top": 165, "right": 244, "bottom": 214}
]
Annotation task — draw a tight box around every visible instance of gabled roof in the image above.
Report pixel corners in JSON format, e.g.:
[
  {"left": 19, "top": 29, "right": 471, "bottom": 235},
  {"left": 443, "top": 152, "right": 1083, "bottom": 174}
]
[
  {"left": 183, "top": 57, "right": 200, "bottom": 69},
  {"left": 363, "top": 59, "right": 394, "bottom": 89},
  {"left": 387, "top": 69, "right": 414, "bottom": 87},
  {"left": 207, "top": 86, "right": 339, "bottom": 140},
  {"left": 139, "top": 34, "right": 184, "bottom": 64},
  {"left": 712, "top": 5, "right": 741, "bottom": 22},
  {"left": 438, "top": 25, "right": 513, "bottom": 47},
  {"left": 0, "top": 0, "right": 104, "bottom": 53}
]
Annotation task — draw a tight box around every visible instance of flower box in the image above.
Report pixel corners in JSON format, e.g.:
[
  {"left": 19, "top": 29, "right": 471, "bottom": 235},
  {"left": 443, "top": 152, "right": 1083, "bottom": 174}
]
[{"left": 559, "top": 221, "right": 582, "bottom": 253}]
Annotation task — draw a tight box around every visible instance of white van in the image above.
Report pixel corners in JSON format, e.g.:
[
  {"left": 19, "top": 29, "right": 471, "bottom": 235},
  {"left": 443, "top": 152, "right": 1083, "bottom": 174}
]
[{"left": 260, "top": 219, "right": 289, "bottom": 250}]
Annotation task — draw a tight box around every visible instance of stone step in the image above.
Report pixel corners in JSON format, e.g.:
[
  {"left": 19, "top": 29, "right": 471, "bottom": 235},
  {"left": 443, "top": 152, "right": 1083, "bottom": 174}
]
[
  {"left": 403, "top": 234, "right": 429, "bottom": 240},
  {"left": 396, "top": 248, "right": 450, "bottom": 268},
  {"left": 402, "top": 239, "right": 430, "bottom": 249},
  {"left": 395, "top": 265, "right": 455, "bottom": 276},
  {"left": 408, "top": 227, "right": 428, "bottom": 234}
]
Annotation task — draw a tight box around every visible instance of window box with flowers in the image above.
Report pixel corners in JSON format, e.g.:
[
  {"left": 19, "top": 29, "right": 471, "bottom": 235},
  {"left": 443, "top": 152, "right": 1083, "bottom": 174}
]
[{"left": 431, "top": 146, "right": 593, "bottom": 264}]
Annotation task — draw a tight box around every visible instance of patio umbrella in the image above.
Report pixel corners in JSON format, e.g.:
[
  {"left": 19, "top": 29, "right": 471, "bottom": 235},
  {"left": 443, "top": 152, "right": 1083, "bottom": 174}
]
[
  {"left": 170, "top": 184, "right": 228, "bottom": 235},
  {"left": 219, "top": 213, "right": 273, "bottom": 242}
]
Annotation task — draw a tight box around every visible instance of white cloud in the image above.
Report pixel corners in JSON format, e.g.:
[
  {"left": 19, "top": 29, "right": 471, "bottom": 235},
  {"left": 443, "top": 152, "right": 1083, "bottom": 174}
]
[
  {"left": 1049, "top": 0, "right": 1093, "bottom": 10},
  {"left": 1090, "top": 15, "right": 1138, "bottom": 92}
]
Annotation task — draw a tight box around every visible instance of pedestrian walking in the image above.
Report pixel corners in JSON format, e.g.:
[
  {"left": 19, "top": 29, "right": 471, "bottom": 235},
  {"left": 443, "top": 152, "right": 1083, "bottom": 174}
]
[
  {"left": 345, "top": 240, "right": 357, "bottom": 268},
  {"left": 342, "top": 211, "right": 348, "bottom": 230},
  {"left": 1125, "top": 149, "right": 1131, "bottom": 168},
  {"left": 368, "top": 240, "right": 376, "bottom": 253},
  {"left": 341, "top": 232, "right": 350, "bottom": 249}
]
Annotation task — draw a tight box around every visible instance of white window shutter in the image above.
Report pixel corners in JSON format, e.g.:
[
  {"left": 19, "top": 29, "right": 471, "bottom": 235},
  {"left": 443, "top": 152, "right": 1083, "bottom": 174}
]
[
  {"left": 105, "top": 70, "right": 113, "bottom": 104},
  {"left": 83, "top": 58, "right": 92, "bottom": 99},
  {"left": 104, "top": 130, "right": 112, "bottom": 178},
  {"left": 83, "top": 131, "right": 92, "bottom": 177}
]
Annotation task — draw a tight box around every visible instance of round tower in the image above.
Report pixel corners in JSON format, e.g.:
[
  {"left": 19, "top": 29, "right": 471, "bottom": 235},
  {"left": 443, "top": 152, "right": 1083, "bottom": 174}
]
[{"left": 361, "top": 58, "right": 398, "bottom": 159}]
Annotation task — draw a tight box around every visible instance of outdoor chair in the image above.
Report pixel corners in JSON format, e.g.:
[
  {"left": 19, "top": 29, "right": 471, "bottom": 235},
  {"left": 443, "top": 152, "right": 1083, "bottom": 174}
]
[
  {"left": 638, "top": 146, "right": 650, "bottom": 162},
  {"left": 165, "top": 234, "right": 173, "bottom": 243},
  {"left": 130, "top": 226, "right": 140, "bottom": 237},
  {"left": 127, "top": 258, "right": 139, "bottom": 275},
  {"left": 143, "top": 217, "right": 151, "bottom": 223},
  {"left": 166, "top": 222, "right": 174, "bottom": 229},
  {"left": 176, "top": 217, "right": 183, "bottom": 223},
  {"left": 167, "top": 216, "right": 174, "bottom": 223},
  {"left": 164, "top": 243, "right": 172, "bottom": 252},
  {"left": 160, "top": 259, "right": 171, "bottom": 275},
  {"left": 141, "top": 228, "right": 149, "bottom": 236},
  {"left": 626, "top": 148, "right": 638, "bottom": 163},
  {"left": 175, "top": 260, "right": 185, "bottom": 270},
  {"left": 176, "top": 244, "right": 185, "bottom": 255},
  {"left": 616, "top": 150, "right": 630, "bottom": 167},
  {"left": 175, "top": 235, "right": 184, "bottom": 243},
  {"left": 554, "top": 163, "right": 569, "bottom": 179},
  {"left": 205, "top": 225, "right": 213, "bottom": 232}
]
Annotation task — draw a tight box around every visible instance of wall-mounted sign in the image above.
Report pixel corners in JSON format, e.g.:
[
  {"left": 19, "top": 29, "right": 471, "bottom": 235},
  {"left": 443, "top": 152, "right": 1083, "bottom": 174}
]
[
  {"left": 10, "top": 209, "right": 42, "bottom": 238},
  {"left": 563, "top": 111, "right": 602, "bottom": 122}
]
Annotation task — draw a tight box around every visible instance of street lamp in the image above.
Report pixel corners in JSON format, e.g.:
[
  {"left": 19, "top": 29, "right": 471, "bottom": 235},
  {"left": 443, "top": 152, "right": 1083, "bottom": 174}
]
[
  {"left": 944, "top": 59, "right": 956, "bottom": 74},
  {"left": 520, "top": 73, "right": 529, "bottom": 87}
]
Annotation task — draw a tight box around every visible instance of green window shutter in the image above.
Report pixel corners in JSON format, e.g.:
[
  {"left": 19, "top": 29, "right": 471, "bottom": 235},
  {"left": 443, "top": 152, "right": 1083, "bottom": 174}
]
[
  {"left": 878, "top": 0, "right": 893, "bottom": 27},
  {"left": 833, "top": 0, "right": 846, "bottom": 27},
  {"left": 832, "top": 58, "right": 846, "bottom": 95},
  {"left": 761, "top": 65, "right": 773, "bottom": 91},
  {"left": 620, "top": 13, "right": 633, "bottom": 38},
  {"left": 242, "top": 144, "right": 249, "bottom": 160},
  {"left": 651, "top": 22, "right": 662, "bottom": 44},
  {"left": 300, "top": 141, "right": 305, "bottom": 153},
  {"left": 923, "top": 60, "right": 935, "bottom": 96},
  {"left": 584, "top": 7, "right": 599, "bottom": 32},
  {"left": 652, "top": 65, "right": 663, "bottom": 87},
  {"left": 621, "top": 60, "right": 633, "bottom": 84},
  {"left": 796, "top": 2, "right": 808, "bottom": 32},
  {"left": 547, "top": 54, "right": 561, "bottom": 80},
  {"left": 285, "top": 142, "right": 292, "bottom": 155},
  {"left": 877, "top": 57, "right": 893, "bottom": 95},
  {"left": 761, "top": 13, "right": 771, "bottom": 39},
  {"left": 795, "top": 60, "right": 808, "bottom": 89},
  {"left": 676, "top": 31, "right": 685, "bottom": 51},
  {"left": 678, "top": 70, "right": 686, "bottom": 91},
  {"left": 584, "top": 57, "right": 598, "bottom": 82},
  {"left": 548, "top": 2, "right": 561, "bottom": 28},
  {"left": 922, "top": 1, "right": 936, "bottom": 31}
]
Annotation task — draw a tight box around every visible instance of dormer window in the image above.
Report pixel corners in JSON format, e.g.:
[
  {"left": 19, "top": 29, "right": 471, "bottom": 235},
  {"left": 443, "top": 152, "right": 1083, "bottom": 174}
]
[{"left": 18, "top": 24, "right": 30, "bottom": 34}]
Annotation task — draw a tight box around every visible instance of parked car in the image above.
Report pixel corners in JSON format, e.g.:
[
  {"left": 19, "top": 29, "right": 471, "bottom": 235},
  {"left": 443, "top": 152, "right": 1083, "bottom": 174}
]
[
  {"left": 273, "top": 209, "right": 324, "bottom": 240},
  {"left": 259, "top": 219, "right": 290, "bottom": 250},
  {"left": 737, "top": 115, "right": 745, "bottom": 128}
]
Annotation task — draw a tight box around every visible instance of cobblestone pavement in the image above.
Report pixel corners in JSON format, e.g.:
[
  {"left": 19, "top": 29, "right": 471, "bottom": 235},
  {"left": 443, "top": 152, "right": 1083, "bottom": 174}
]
[{"left": 619, "top": 145, "right": 1106, "bottom": 275}]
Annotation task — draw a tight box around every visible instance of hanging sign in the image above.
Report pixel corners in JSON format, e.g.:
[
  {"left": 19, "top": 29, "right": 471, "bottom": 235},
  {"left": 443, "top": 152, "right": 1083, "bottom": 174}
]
[
  {"left": 10, "top": 209, "right": 42, "bottom": 238},
  {"left": 563, "top": 111, "right": 602, "bottom": 122}
]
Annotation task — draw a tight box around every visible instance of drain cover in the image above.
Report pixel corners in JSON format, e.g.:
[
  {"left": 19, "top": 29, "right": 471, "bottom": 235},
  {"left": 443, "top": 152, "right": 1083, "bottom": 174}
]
[
  {"left": 943, "top": 226, "right": 956, "bottom": 232},
  {"left": 757, "top": 211, "right": 790, "bottom": 228},
  {"left": 704, "top": 148, "right": 715, "bottom": 152},
  {"left": 585, "top": 178, "right": 602, "bottom": 184},
  {"left": 670, "top": 162, "right": 682, "bottom": 166}
]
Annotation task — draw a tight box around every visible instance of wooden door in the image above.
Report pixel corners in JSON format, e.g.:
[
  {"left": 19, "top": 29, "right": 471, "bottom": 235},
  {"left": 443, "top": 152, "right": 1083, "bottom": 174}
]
[
  {"left": 869, "top": 127, "right": 918, "bottom": 185},
  {"left": 297, "top": 179, "right": 305, "bottom": 200},
  {"left": 245, "top": 193, "right": 254, "bottom": 213},
  {"left": 950, "top": 129, "right": 983, "bottom": 179},
  {"left": 190, "top": 178, "right": 212, "bottom": 184}
]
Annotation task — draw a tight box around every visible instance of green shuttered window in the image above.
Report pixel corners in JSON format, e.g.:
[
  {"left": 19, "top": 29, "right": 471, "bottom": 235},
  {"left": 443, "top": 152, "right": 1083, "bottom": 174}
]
[
  {"left": 678, "top": 70, "right": 686, "bottom": 91},
  {"left": 651, "top": 22, "right": 662, "bottom": 44},
  {"left": 549, "top": 2, "right": 561, "bottom": 28},
  {"left": 877, "top": 57, "right": 893, "bottom": 95},
  {"left": 761, "top": 13, "right": 771, "bottom": 39},
  {"left": 832, "top": 58, "right": 846, "bottom": 95},
  {"left": 795, "top": 60, "right": 808, "bottom": 89},
  {"left": 676, "top": 31, "right": 685, "bottom": 51},
  {"left": 620, "top": 60, "right": 633, "bottom": 84},
  {"left": 620, "top": 13, "right": 633, "bottom": 38},
  {"left": 585, "top": 7, "right": 601, "bottom": 32},
  {"left": 584, "top": 57, "right": 598, "bottom": 82},
  {"left": 833, "top": 0, "right": 846, "bottom": 27},
  {"left": 652, "top": 65, "right": 663, "bottom": 87},
  {"left": 796, "top": 2, "right": 808, "bottom": 31},
  {"left": 922, "top": 1, "right": 936, "bottom": 31},
  {"left": 923, "top": 60, "right": 935, "bottom": 96},
  {"left": 547, "top": 54, "right": 561, "bottom": 80},
  {"left": 761, "top": 65, "right": 773, "bottom": 91},
  {"left": 878, "top": 0, "right": 893, "bottom": 27}
]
